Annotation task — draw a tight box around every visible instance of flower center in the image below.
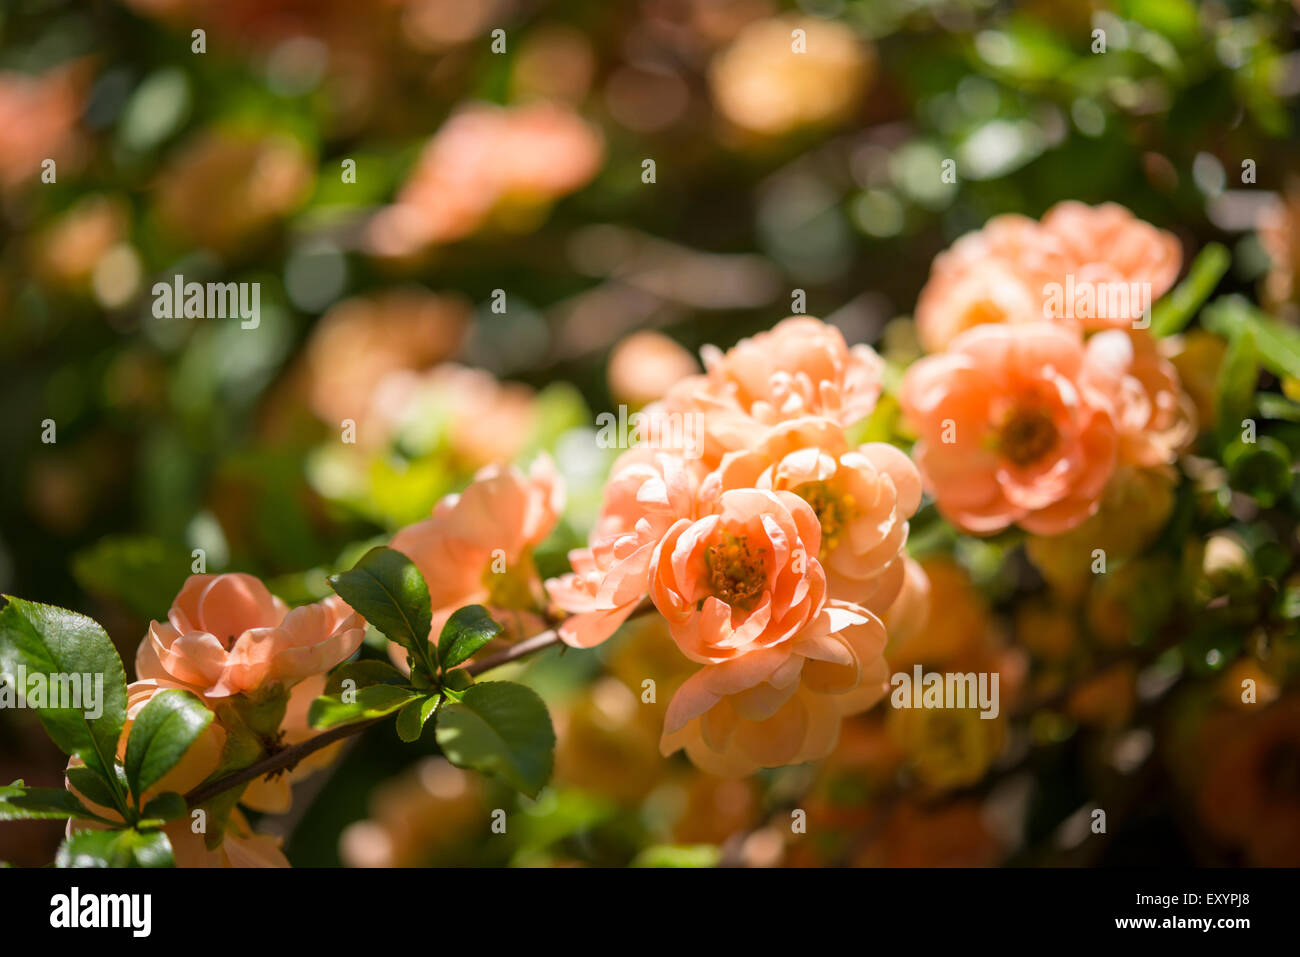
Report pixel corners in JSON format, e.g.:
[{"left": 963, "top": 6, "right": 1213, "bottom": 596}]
[
  {"left": 997, "top": 405, "right": 1059, "bottom": 467},
  {"left": 704, "top": 533, "right": 766, "bottom": 609},
  {"left": 795, "top": 481, "right": 855, "bottom": 558},
  {"left": 481, "top": 550, "right": 537, "bottom": 610}
]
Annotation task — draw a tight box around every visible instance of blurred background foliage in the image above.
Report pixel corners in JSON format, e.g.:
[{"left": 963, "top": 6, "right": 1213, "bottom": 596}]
[{"left": 1, "top": 0, "right": 1299, "bottom": 866}]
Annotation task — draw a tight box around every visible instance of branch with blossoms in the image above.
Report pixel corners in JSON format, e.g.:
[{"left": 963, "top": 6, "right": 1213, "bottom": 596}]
[{"left": 5, "top": 201, "right": 1300, "bottom": 869}]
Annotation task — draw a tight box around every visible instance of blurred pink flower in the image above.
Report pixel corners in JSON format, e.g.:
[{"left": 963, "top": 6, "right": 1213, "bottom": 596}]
[
  {"left": 0, "top": 62, "right": 87, "bottom": 192},
  {"left": 662, "top": 316, "right": 884, "bottom": 463},
  {"left": 368, "top": 101, "right": 603, "bottom": 255},
  {"left": 914, "top": 202, "right": 1182, "bottom": 351},
  {"left": 900, "top": 322, "right": 1118, "bottom": 536},
  {"left": 1081, "top": 329, "right": 1196, "bottom": 469}
]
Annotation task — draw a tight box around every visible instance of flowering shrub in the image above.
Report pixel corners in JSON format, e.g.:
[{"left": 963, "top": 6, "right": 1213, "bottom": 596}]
[{"left": 3, "top": 0, "right": 1300, "bottom": 872}]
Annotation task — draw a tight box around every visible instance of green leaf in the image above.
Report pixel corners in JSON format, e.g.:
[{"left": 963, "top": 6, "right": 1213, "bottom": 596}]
[
  {"left": 124, "top": 689, "right": 213, "bottom": 802},
  {"left": 0, "top": 780, "right": 104, "bottom": 823},
  {"left": 57, "top": 828, "right": 175, "bottom": 868},
  {"left": 1150, "top": 242, "right": 1230, "bottom": 337},
  {"left": 0, "top": 598, "right": 129, "bottom": 809},
  {"left": 1203, "top": 296, "right": 1300, "bottom": 381},
  {"left": 435, "top": 681, "right": 555, "bottom": 798},
  {"left": 1225, "top": 436, "right": 1293, "bottom": 508},
  {"left": 329, "top": 547, "right": 435, "bottom": 675},
  {"left": 1214, "top": 326, "right": 1259, "bottom": 451},
  {"left": 323, "top": 659, "right": 410, "bottom": 695},
  {"left": 395, "top": 694, "right": 441, "bottom": 743},
  {"left": 308, "top": 684, "right": 420, "bottom": 729},
  {"left": 140, "top": 792, "right": 188, "bottom": 824},
  {"left": 66, "top": 765, "right": 124, "bottom": 812},
  {"left": 438, "top": 604, "right": 502, "bottom": 671},
  {"left": 630, "top": 844, "right": 722, "bottom": 868}
]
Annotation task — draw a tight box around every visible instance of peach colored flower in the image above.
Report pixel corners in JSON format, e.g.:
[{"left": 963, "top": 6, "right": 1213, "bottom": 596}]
[
  {"left": 661, "top": 317, "right": 884, "bottom": 463},
  {"left": 547, "top": 449, "right": 705, "bottom": 649},
  {"left": 154, "top": 129, "right": 314, "bottom": 253},
  {"left": 68, "top": 681, "right": 288, "bottom": 868},
  {"left": 0, "top": 62, "right": 87, "bottom": 192},
  {"left": 881, "top": 556, "right": 930, "bottom": 649},
  {"left": 136, "top": 574, "right": 363, "bottom": 699},
  {"left": 914, "top": 214, "right": 1063, "bottom": 353},
  {"left": 659, "top": 602, "right": 889, "bottom": 776},
  {"left": 914, "top": 203, "right": 1182, "bottom": 351},
  {"left": 709, "top": 15, "right": 873, "bottom": 138},
  {"left": 1196, "top": 697, "right": 1300, "bottom": 866},
  {"left": 1041, "top": 201, "right": 1182, "bottom": 323},
  {"left": 607, "top": 330, "right": 700, "bottom": 409},
  {"left": 707, "top": 416, "right": 921, "bottom": 611},
  {"left": 367, "top": 101, "right": 603, "bottom": 256},
  {"left": 390, "top": 455, "right": 563, "bottom": 657},
  {"left": 33, "top": 195, "right": 130, "bottom": 289},
  {"left": 1082, "top": 329, "right": 1195, "bottom": 468},
  {"left": 899, "top": 322, "right": 1118, "bottom": 536},
  {"left": 648, "top": 488, "right": 827, "bottom": 663},
  {"left": 302, "top": 291, "right": 470, "bottom": 435}
]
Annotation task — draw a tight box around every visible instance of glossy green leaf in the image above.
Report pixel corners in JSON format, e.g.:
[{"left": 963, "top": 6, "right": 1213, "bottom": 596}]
[
  {"left": 438, "top": 604, "right": 502, "bottom": 671},
  {"left": 395, "top": 693, "right": 440, "bottom": 743},
  {"left": 124, "top": 689, "right": 214, "bottom": 801},
  {"left": 329, "top": 547, "right": 435, "bottom": 674},
  {"left": 435, "top": 681, "right": 555, "bottom": 798},
  {"left": 0, "top": 780, "right": 104, "bottom": 823},
  {"left": 308, "top": 683, "right": 420, "bottom": 729},
  {"left": 0, "top": 598, "right": 128, "bottom": 806}
]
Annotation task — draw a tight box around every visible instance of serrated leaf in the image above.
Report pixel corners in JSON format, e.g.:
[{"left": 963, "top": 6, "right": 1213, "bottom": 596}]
[
  {"left": 0, "top": 598, "right": 128, "bottom": 809},
  {"left": 435, "top": 681, "right": 555, "bottom": 798},
  {"left": 0, "top": 780, "right": 103, "bottom": 823},
  {"left": 329, "top": 547, "right": 435, "bottom": 674},
  {"left": 438, "top": 604, "right": 502, "bottom": 671},
  {"left": 308, "top": 683, "right": 420, "bottom": 729},
  {"left": 124, "top": 689, "right": 213, "bottom": 801},
  {"left": 395, "top": 693, "right": 440, "bottom": 743}
]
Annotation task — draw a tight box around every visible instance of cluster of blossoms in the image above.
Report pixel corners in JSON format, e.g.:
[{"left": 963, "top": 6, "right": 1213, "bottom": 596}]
[
  {"left": 347, "top": 316, "right": 920, "bottom": 777},
  {"left": 70, "top": 574, "right": 366, "bottom": 866},
  {"left": 57, "top": 200, "right": 1212, "bottom": 862},
  {"left": 901, "top": 201, "right": 1196, "bottom": 537},
  {"left": 546, "top": 318, "right": 920, "bottom": 775},
  {"left": 367, "top": 101, "right": 605, "bottom": 257}
]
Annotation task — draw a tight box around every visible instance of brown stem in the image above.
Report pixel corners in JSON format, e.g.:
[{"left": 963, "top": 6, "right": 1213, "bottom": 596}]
[
  {"left": 182, "top": 604, "right": 653, "bottom": 811},
  {"left": 183, "top": 715, "right": 386, "bottom": 808}
]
